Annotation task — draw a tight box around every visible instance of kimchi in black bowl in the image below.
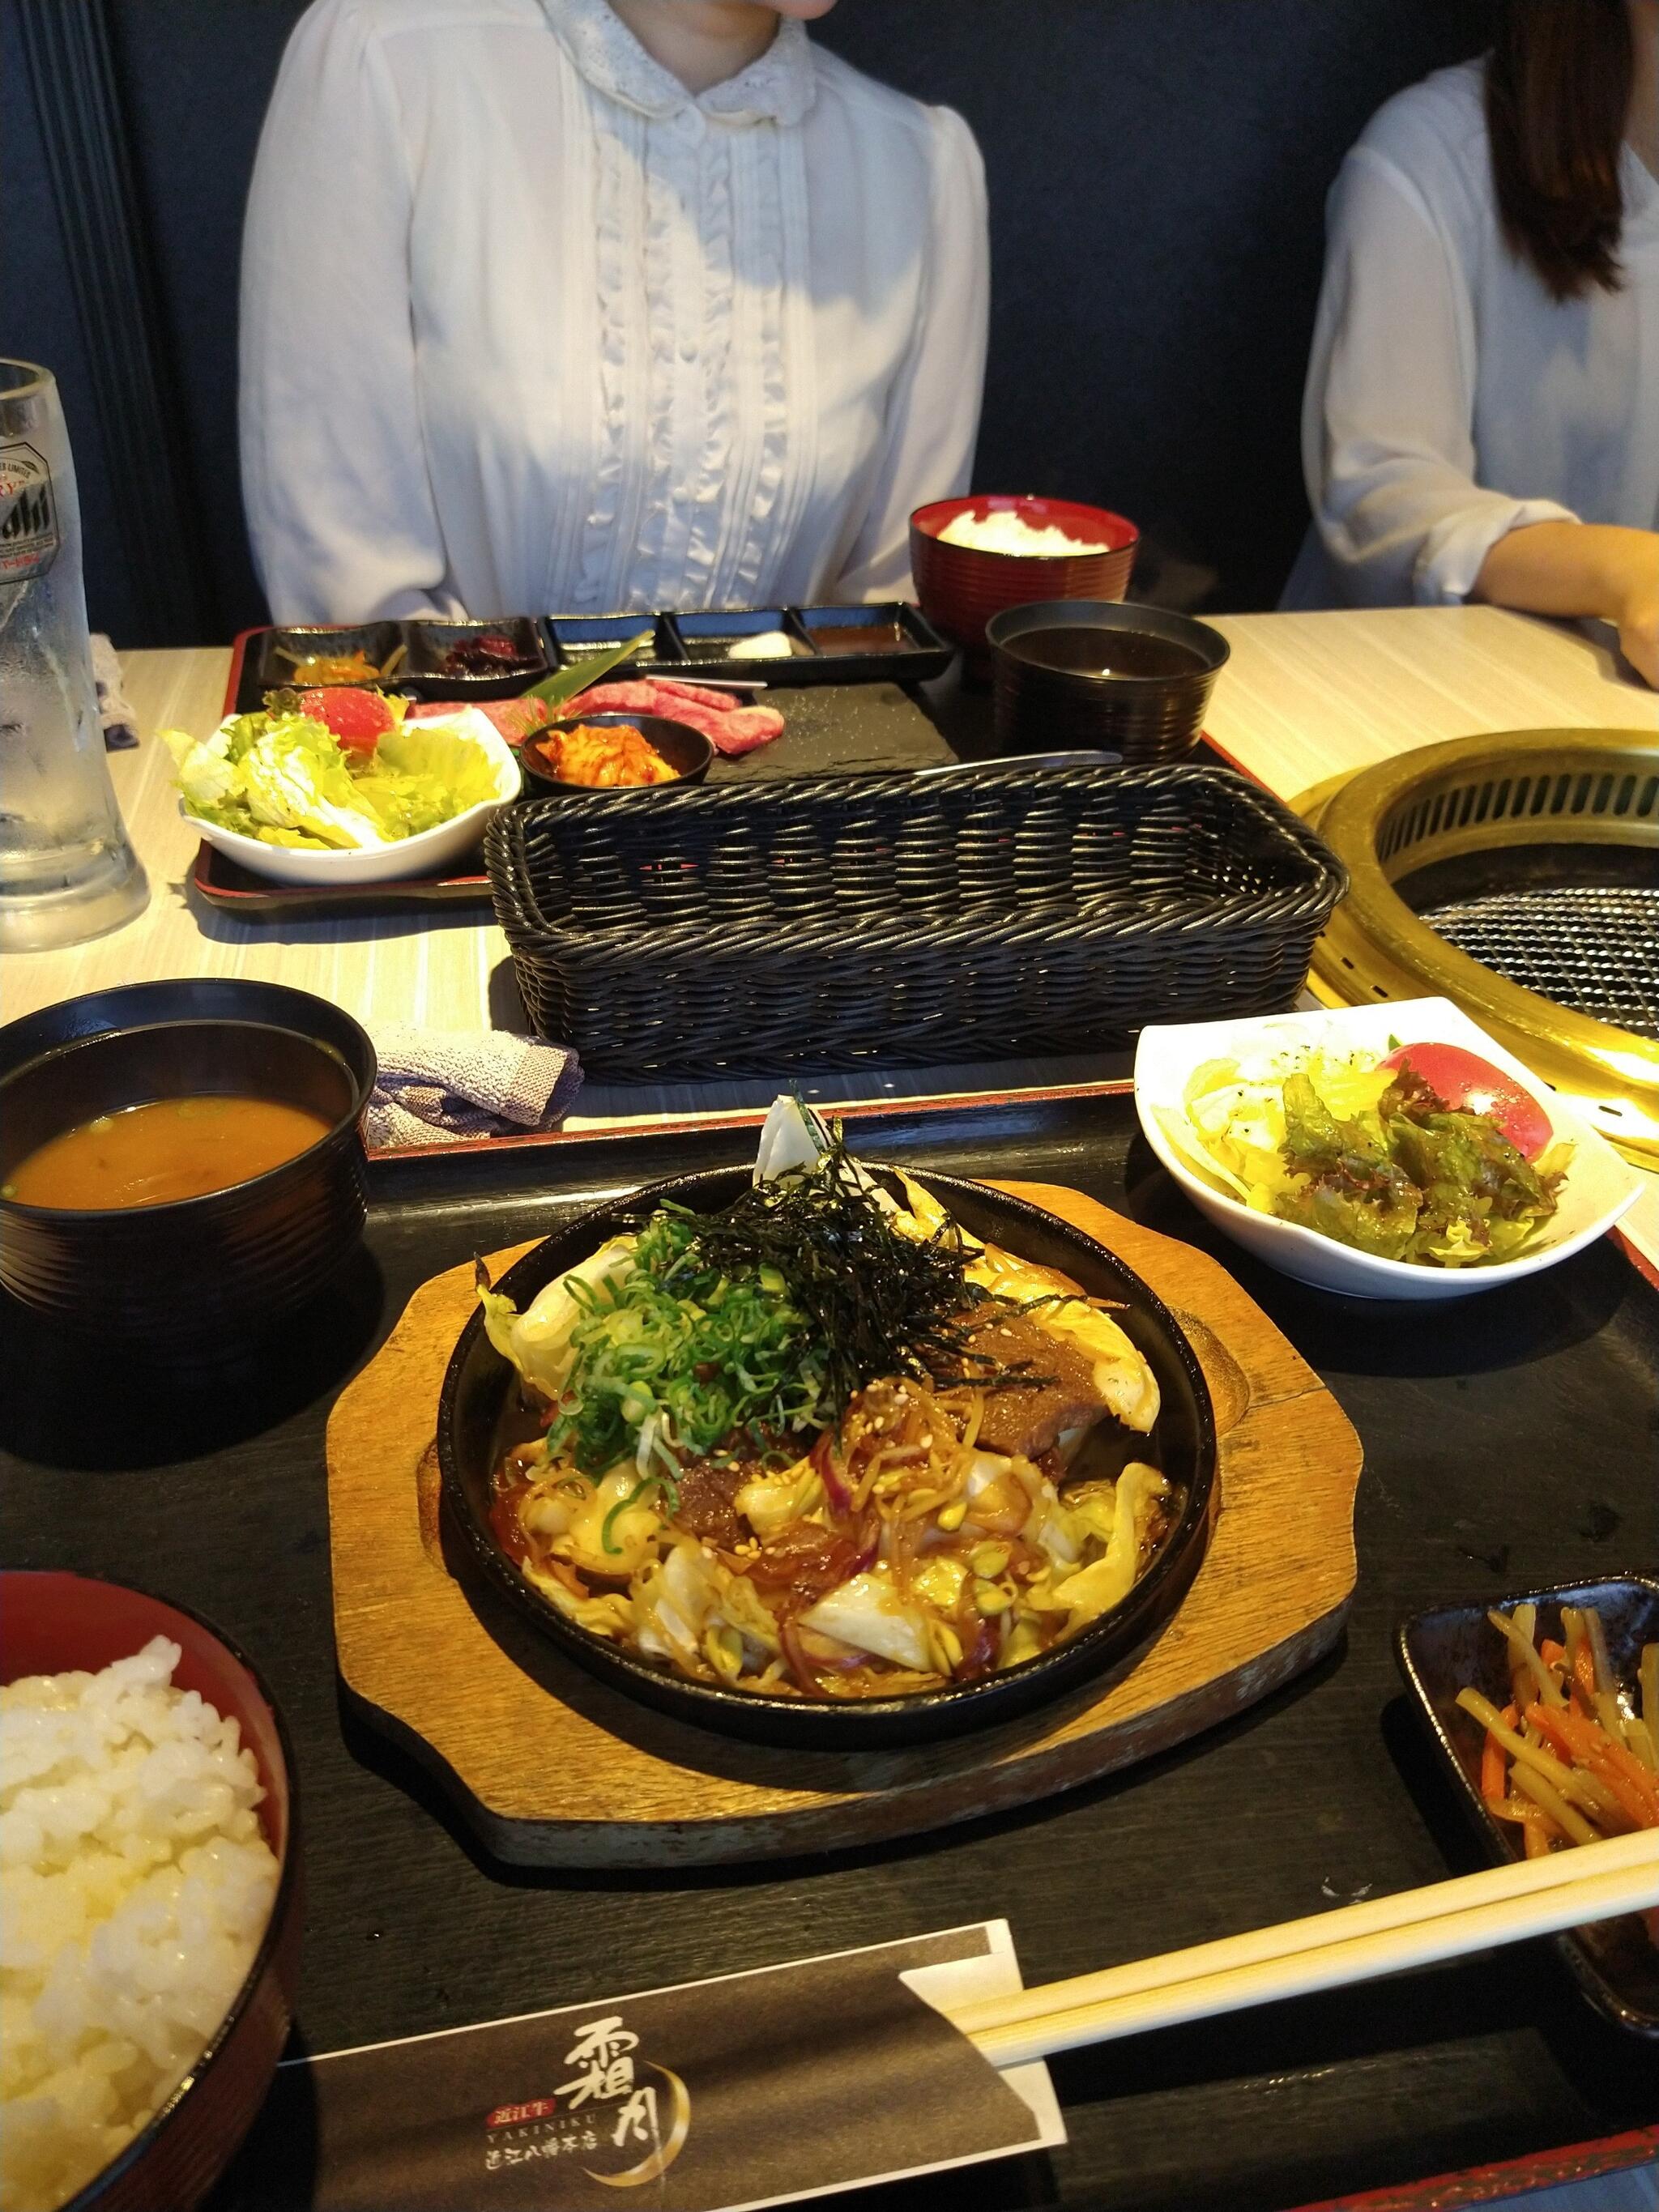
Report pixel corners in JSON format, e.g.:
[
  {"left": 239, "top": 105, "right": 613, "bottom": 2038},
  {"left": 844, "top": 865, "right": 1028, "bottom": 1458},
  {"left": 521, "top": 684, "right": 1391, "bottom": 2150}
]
[{"left": 437, "top": 1167, "right": 1216, "bottom": 1750}]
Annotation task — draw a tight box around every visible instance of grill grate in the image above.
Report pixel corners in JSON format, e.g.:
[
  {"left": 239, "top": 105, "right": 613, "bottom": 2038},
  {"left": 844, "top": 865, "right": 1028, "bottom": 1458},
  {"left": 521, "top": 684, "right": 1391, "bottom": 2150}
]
[{"left": 1417, "top": 884, "right": 1659, "bottom": 1040}]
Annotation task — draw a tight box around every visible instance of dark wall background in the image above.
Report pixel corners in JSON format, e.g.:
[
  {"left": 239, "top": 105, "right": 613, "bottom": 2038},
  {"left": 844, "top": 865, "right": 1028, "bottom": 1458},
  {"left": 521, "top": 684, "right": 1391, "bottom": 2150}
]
[{"left": 2, "top": 0, "right": 1491, "bottom": 647}]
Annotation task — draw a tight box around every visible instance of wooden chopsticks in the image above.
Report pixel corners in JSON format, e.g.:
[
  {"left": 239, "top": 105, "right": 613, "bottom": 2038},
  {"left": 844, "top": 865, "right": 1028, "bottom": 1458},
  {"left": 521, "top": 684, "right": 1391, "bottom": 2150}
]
[{"left": 945, "top": 1831, "right": 1659, "bottom": 2069}]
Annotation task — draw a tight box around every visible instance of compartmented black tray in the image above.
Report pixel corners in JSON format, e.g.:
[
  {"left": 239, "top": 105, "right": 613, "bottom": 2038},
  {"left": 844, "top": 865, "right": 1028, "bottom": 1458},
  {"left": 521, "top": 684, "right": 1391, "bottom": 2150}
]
[
  {"left": 234, "top": 601, "right": 953, "bottom": 714},
  {"left": 540, "top": 601, "right": 953, "bottom": 688}
]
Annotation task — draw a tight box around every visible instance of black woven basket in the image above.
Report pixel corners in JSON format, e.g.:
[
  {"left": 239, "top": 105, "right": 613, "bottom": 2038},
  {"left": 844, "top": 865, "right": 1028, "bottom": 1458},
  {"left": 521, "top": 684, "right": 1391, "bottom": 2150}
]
[{"left": 485, "top": 763, "right": 1348, "bottom": 1077}]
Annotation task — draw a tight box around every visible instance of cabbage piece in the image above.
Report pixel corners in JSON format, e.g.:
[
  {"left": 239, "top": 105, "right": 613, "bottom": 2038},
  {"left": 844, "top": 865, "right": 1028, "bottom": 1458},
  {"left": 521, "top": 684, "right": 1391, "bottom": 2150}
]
[
  {"left": 633, "top": 1541, "right": 715, "bottom": 1668},
  {"left": 733, "top": 1460, "right": 823, "bottom": 1541},
  {"left": 557, "top": 1465, "right": 665, "bottom": 1579},
  {"left": 523, "top": 1567, "right": 634, "bottom": 1641},
  {"left": 753, "top": 1094, "right": 833, "bottom": 1186},
  {"left": 634, "top": 1539, "right": 783, "bottom": 1672},
  {"left": 479, "top": 1236, "right": 637, "bottom": 1401},
  {"left": 362, "top": 718, "right": 504, "bottom": 838},
  {"left": 1043, "top": 1461, "right": 1170, "bottom": 1632},
  {"left": 800, "top": 1572, "right": 932, "bottom": 1671}
]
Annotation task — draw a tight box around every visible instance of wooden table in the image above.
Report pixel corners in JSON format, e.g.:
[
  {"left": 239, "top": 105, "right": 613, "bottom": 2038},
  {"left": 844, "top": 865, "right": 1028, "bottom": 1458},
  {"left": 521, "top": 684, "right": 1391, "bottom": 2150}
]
[
  {"left": 4, "top": 606, "right": 1654, "bottom": 1043},
  {"left": 11, "top": 603, "right": 1656, "bottom": 1270}
]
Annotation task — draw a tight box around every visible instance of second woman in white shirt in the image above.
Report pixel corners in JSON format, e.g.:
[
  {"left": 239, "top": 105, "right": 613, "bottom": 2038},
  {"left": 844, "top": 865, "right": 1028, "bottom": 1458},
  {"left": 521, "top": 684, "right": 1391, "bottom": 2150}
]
[
  {"left": 1288, "top": 0, "right": 1659, "bottom": 687},
  {"left": 240, "top": 0, "right": 989, "bottom": 625}
]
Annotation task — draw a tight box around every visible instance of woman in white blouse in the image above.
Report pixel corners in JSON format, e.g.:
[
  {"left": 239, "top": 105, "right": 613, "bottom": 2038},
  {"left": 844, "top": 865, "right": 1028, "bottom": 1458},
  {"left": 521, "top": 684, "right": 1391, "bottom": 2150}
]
[
  {"left": 240, "top": 0, "right": 989, "bottom": 624},
  {"left": 1287, "top": 0, "right": 1659, "bottom": 688}
]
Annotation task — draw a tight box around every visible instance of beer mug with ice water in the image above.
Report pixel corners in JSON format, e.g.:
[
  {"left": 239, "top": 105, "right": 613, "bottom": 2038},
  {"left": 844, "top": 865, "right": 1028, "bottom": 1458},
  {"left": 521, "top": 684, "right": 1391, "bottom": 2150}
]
[{"left": 0, "top": 360, "right": 147, "bottom": 953}]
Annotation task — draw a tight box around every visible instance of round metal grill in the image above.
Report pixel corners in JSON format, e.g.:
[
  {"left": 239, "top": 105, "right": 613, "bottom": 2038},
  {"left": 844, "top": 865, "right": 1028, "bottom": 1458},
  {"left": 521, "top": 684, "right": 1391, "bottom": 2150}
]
[
  {"left": 1416, "top": 884, "right": 1659, "bottom": 1042},
  {"left": 1295, "top": 729, "right": 1659, "bottom": 1159}
]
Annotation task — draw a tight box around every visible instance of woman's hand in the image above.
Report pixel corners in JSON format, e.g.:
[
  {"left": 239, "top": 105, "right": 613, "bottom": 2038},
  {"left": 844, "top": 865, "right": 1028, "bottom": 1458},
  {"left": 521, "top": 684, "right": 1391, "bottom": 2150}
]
[
  {"left": 1473, "top": 522, "right": 1659, "bottom": 688},
  {"left": 1612, "top": 538, "right": 1659, "bottom": 688}
]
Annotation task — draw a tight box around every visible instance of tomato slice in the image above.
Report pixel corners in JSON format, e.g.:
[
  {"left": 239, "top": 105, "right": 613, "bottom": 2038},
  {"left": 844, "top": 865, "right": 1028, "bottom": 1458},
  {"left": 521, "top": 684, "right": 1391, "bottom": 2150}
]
[
  {"left": 1380, "top": 1042, "right": 1553, "bottom": 1158},
  {"left": 297, "top": 686, "right": 393, "bottom": 754}
]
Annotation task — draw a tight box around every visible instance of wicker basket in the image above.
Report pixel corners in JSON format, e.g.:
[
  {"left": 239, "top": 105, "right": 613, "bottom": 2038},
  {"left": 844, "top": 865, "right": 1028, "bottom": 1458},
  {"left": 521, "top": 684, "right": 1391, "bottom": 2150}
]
[{"left": 485, "top": 763, "right": 1347, "bottom": 1077}]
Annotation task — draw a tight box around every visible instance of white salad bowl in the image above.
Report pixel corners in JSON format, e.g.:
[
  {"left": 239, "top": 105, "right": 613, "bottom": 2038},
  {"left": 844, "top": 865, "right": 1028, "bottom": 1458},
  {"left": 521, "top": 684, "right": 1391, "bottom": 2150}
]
[
  {"left": 1133, "top": 997, "right": 1644, "bottom": 1301},
  {"left": 181, "top": 709, "right": 521, "bottom": 886}
]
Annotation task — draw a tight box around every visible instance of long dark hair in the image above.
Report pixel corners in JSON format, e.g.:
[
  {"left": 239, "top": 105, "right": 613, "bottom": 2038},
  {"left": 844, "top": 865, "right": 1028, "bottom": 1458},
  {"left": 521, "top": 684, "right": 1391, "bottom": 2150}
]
[{"left": 1486, "top": 0, "right": 1635, "bottom": 300}]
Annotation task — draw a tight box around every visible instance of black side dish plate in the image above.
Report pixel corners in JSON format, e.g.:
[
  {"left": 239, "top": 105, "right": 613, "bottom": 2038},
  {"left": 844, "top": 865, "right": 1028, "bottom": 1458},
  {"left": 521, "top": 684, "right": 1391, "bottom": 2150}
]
[
  {"left": 1397, "top": 1575, "right": 1659, "bottom": 2038},
  {"left": 437, "top": 1167, "right": 1218, "bottom": 1750}
]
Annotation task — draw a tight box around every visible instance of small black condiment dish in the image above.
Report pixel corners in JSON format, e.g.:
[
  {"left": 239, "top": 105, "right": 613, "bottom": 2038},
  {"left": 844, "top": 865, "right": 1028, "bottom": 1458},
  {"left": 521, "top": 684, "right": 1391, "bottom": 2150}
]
[
  {"left": 253, "top": 621, "right": 404, "bottom": 693},
  {"left": 0, "top": 979, "right": 375, "bottom": 1340},
  {"left": 438, "top": 1169, "right": 1217, "bottom": 1750},
  {"left": 399, "top": 616, "right": 549, "bottom": 700},
  {"left": 1397, "top": 1575, "right": 1659, "bottom": 2037},
  {"left": 987, "top": 599, "right": 1230, "bottom": 765},
  {"left": 518, "top": 711, "right": 714, "bottom": 794}
]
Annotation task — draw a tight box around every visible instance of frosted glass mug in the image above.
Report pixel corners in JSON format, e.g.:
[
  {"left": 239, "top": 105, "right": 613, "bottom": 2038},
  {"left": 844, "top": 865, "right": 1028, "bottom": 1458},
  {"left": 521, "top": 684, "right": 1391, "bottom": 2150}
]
[{"left": 0, "top": 360, "right": 147, "bottom": 953}]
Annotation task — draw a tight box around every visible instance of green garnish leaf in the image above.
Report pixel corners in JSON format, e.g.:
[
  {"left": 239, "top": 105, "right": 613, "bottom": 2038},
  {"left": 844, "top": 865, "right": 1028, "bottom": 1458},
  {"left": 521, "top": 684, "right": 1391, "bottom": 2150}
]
[{"left": 520, "top": 629, "right": 653, "bottom": 715}]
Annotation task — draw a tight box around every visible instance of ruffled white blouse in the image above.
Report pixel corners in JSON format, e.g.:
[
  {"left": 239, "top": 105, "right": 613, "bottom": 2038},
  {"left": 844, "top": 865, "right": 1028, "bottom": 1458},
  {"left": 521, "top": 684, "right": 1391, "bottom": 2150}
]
[
  {"left": 1285, "top": 60, "right": 1659, "bottom": 610},
  {"left": 240, "top": 0, "right": 989, "bottom": 624}
]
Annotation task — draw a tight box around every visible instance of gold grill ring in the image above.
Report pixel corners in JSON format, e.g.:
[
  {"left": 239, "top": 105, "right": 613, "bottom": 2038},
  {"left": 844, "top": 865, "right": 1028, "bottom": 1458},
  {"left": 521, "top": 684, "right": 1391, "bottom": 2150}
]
[{"left": 1294, "top": 730, "right": 1659, "bottom": 1162}]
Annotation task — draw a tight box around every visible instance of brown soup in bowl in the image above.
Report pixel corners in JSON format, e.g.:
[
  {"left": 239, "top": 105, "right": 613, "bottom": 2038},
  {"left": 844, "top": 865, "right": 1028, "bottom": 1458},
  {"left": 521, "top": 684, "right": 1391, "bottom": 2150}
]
[{"left": 5, "top": 1095, "right": 333, "bottom": 1211}]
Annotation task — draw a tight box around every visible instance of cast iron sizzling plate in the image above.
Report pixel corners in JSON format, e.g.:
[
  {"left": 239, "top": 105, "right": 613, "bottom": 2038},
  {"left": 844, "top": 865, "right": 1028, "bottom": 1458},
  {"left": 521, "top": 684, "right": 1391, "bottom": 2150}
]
[
  {"left": 437, "top": 1168, "right": 1218, "bottom": 1750},
  {"left": 1397, "top": 1575, "right": 1659, "bottom": 2036}
]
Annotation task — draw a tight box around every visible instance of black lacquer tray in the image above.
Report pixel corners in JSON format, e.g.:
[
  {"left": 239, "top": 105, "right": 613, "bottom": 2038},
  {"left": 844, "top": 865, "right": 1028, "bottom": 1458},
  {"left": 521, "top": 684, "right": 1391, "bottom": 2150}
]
[{"left": 3, "top": 1087, "right": 1658, "bottom": 2210}]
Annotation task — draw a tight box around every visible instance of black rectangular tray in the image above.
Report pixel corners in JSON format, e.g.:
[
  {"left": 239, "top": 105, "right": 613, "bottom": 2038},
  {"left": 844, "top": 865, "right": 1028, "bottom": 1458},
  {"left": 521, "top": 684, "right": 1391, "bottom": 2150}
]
[
  {"left": 1397, "top": 1575, "right": 1659, "bottom": 2037},
  {"left": 540, "top": 600, "right": 953, "bottom": 688},
  {"left": 234, "top": 602, "right": 953, "bottom": 718},
  {"left": 4, "top": 1087, "right": 1657, "bottom": 2212},
  {"left": 202, "top": 641, "right": 960, "bottom": 917}
]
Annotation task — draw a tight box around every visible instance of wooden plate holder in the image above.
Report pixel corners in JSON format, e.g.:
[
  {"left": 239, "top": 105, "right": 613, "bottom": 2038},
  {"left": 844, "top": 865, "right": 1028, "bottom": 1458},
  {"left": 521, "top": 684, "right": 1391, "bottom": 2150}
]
[{"left": 326, "top": 1183, "right": 1363, "bottom": 1865}]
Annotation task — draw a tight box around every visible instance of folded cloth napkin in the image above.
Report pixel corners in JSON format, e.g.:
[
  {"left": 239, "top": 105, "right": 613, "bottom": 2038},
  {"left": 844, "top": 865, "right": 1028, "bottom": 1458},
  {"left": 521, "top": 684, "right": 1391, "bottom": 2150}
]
[
  {"left": 92, "top": 634, "right": 139, "bottom": 748},
  {"left": 365, "top": 1025, "right": 582, "bottom": 1150}
]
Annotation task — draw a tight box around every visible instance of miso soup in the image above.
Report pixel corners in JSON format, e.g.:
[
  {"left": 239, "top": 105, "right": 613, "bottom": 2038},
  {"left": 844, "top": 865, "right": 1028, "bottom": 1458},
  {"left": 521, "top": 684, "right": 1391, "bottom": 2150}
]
[
  {"left": 1004, "top": 626, "right": 1205, "bottom": 680},
  {"left": 4, "top": 1095, "right": 333, "bottom": 1210}
]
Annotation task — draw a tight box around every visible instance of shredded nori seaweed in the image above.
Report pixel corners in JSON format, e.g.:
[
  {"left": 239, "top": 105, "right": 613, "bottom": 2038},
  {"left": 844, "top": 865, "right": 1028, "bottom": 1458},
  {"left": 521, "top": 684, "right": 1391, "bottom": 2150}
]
[{"left": 655, "top": 1121, "right": 1037, "bottom": 1422}]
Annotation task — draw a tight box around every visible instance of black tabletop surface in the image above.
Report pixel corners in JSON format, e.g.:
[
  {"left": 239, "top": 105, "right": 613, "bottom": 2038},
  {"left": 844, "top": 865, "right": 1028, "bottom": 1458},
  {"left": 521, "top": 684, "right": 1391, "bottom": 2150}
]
[{"left": 4, "top": 1097, "right": 1657, "bottom": 2212}]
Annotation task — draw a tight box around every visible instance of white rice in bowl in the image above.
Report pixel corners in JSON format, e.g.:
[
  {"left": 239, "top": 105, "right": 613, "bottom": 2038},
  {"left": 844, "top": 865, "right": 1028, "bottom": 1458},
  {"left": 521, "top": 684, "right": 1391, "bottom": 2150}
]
[{"left": 0, "top": 1636, "right": 279, "bottom": 2212}]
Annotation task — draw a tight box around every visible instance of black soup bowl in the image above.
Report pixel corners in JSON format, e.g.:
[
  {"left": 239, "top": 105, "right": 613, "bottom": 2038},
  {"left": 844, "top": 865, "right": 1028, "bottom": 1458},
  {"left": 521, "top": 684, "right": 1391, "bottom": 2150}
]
[
  {"left": 438, "top": 1168, "right": 1217, "bottom": 1750},
  {"left": 518, "top": 712, "right": 714, "bottom": 794},
  {"left": 0, "top": 979, "right": 375, "bottom": 1337},
  {"left": 987, "top": 599, "right": 1230, "bottom": 765}
]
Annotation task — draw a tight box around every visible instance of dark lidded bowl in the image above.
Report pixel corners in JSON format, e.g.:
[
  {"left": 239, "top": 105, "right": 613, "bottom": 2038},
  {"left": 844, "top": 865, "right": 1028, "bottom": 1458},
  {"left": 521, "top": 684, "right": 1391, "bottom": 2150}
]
[
  {"left": 987, "top": 599, "right": 1230, "bottom": 765},
  {"left": 438, "top": 1167, "right": 1217, "bottom": 1750},
  {"left": 0, "top": 979, "right": 375, "bottom": 1338}
]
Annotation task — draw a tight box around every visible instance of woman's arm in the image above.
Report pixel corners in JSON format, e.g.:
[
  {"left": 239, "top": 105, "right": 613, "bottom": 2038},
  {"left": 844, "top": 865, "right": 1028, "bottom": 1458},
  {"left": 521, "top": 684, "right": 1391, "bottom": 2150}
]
[
  {"left": 1473, "top": 522, "right": 1659, "bottom": 687},
  {"left": 239, "top": 0, "right": 454, "bottom": 623},
  {"left": 1301, "top": 143, "right": 1577, "bottom": 609},
  {"left": 830, "top": 105, "right": 990, "bottom": 602}
]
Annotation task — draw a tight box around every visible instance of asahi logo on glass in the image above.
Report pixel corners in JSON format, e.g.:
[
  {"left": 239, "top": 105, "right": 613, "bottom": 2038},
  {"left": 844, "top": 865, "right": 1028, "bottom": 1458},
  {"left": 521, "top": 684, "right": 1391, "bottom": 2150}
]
[{"left": 0, "top": 443, "right": 59, "bottom": 583}]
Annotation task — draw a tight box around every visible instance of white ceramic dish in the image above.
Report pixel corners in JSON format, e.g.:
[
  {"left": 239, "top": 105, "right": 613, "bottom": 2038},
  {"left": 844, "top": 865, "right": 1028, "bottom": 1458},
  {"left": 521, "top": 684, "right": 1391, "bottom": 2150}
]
[
  {"left": 1133, "top": 997, "right": 1644, "bottom": 1301},
  {"left": 181, "top": 708, "right": 520, "bottom": 886}
]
